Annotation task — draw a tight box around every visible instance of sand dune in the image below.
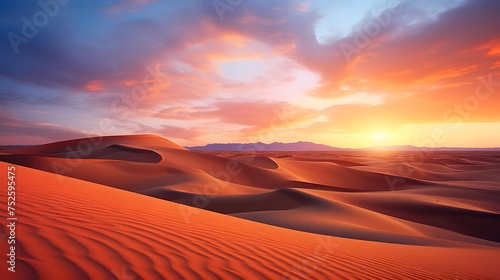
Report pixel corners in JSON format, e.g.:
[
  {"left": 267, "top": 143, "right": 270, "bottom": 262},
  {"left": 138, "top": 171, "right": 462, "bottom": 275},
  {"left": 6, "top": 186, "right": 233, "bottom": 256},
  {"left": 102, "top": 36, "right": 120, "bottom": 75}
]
[
  {"left": 1, "top": 135, "right": 499, "bottom": 278},
  {"left": 1, "top": 162, "right": 499, "bottom": 279}
]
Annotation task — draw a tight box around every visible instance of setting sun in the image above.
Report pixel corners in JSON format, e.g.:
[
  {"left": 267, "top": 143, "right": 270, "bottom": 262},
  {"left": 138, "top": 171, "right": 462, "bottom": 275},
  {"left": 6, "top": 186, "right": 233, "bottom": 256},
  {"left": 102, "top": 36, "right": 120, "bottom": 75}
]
[{"left": 372, "top": 132, "right": 387, "bottom": 142}]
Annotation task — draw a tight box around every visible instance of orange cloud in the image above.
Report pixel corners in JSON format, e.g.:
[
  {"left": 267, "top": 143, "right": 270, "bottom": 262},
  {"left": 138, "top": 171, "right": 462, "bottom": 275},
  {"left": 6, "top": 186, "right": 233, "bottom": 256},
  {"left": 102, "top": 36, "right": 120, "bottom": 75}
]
[
  {"left": 84, "top": 80, "right": 105, "bottom": 91},
  {"left": 120, "top": 80, "right": 139, "bottom": 87},
  {"left": 153, "top": 101, "right": 315, "bottom": 136}
]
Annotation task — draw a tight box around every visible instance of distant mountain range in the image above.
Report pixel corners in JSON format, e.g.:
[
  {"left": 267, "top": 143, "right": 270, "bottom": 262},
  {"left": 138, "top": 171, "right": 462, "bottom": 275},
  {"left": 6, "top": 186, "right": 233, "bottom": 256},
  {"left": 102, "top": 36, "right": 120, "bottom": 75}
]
[
  {"left": 2, "top": 141, "right": 498, "bottom": 153},
  {"left": 186, "top": 142, "right": 500, "bottom": 151},
  {"left": 187, "top": 141, "right": 343, "bottom": 151}
]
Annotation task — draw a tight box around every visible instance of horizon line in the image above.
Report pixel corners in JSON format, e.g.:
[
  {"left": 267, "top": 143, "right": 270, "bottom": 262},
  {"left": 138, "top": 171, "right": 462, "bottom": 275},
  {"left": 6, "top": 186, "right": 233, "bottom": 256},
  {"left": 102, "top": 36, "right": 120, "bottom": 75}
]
[{"left": 2, "top": 134, "right": 498, "bottom": 150}]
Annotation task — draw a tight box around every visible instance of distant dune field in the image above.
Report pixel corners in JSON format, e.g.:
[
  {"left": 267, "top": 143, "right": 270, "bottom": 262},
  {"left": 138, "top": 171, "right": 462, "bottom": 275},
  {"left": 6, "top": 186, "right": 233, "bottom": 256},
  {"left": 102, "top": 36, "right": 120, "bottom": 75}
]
[{"left": 1, "top": 134, "right": 499, "bottom": 279}]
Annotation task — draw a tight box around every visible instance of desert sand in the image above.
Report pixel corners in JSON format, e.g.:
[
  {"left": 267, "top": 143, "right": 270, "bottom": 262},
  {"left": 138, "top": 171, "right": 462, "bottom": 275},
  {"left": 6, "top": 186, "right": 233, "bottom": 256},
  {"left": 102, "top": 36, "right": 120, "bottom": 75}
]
[{"left": 1, "top": 134, "right": 499, "bottom": 279}]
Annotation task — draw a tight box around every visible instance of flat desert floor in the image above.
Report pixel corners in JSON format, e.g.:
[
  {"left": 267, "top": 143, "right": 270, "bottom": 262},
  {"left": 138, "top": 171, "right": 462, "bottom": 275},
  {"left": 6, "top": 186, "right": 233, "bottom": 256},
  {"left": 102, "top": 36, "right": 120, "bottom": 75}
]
[{"left": 0, "top": 134, "right": 499, "bottom": 279}]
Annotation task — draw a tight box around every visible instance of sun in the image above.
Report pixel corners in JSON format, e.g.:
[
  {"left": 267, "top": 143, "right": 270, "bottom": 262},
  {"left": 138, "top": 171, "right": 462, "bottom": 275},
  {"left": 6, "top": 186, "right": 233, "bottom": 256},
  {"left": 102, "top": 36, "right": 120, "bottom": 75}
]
[{"left": 372, "top": 132, "right": 387, "bottom": 142}]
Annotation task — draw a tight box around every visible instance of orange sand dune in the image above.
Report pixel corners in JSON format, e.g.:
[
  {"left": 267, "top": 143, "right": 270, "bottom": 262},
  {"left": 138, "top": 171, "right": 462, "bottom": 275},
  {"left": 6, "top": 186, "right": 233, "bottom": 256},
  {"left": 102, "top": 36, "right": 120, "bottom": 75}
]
[
  {"left": 1, "top": 162, "right": 499, "bottom": 279},
  {"left": 1, "top": 135, "right": 500, "bottom": 278}
]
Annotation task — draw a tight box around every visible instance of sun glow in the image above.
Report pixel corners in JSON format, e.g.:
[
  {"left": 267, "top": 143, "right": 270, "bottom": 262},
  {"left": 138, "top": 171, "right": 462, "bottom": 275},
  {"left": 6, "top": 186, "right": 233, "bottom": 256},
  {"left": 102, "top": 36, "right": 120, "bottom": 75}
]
[{"left": 372, "top": 132, "right": 387, "bottom": 142}]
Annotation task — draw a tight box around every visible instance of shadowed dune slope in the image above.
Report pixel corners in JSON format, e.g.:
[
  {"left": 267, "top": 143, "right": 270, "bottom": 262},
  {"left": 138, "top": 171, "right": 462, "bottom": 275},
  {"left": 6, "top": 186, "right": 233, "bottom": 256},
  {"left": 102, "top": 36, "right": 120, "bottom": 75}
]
[{"left": 1, "top": 162, "right": 499, "bottom": 279}]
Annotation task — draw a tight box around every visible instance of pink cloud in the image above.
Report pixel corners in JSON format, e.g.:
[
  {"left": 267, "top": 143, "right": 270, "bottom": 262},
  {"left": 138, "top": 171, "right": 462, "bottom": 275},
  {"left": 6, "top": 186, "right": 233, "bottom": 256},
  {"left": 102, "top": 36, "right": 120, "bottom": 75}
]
[{"left": 0, "top": 110, "right": 91, "bottom": 145}]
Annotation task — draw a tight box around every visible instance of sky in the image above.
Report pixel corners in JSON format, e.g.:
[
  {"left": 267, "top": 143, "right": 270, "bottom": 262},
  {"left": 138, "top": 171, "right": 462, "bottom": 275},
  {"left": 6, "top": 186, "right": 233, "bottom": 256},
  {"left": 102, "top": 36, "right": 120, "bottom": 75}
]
[{"left": 0, "top": 0, "right": 499, "bottom": 148}]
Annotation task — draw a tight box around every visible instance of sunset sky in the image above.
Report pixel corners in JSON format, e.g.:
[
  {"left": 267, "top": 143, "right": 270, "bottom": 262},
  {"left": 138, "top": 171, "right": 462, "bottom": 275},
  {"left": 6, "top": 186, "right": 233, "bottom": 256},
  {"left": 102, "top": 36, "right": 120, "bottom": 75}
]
[{"left": 1, "top": 0, "right": 499, "bottom": 147}]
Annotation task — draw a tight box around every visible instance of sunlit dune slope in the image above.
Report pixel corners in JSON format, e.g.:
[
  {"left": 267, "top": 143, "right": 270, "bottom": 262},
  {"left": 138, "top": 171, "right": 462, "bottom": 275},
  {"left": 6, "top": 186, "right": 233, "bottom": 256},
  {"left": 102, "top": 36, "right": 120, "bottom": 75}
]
[{"left": 1, "top": 162, "right": 499, "bottom": 279}]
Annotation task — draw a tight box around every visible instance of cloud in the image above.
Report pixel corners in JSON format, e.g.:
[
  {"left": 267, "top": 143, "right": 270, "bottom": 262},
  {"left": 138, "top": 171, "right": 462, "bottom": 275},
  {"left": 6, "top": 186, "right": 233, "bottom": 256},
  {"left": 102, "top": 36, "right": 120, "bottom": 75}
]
[
  {"left": 3, "top": 0, "right": 494, "bottom": 99},
  {"left": 84, "top": 80, "right": 105, "bottom": 91},
  {"left": 345, "top": 0, "right": 500, "bottom": 90},
  {"left": 1, "top": 0, "right": 499, "bottom": 146},
  {"left": 322, "top": 80, "right": 500, "bottom": 133},
  {"left": 155, "top": 125, "right": 204, "bottom": 141},
  {"left": 153, "top": 100, "right": 315, "bottom": 132},
  {"left": 0, "top": 110, "right": 90, "bottom": 144}
]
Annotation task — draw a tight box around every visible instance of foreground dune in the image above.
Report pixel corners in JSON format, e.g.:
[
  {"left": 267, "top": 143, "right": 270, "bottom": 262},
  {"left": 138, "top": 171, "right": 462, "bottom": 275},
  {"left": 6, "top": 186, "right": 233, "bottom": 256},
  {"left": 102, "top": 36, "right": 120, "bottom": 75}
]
[
  {"left": 1, "top": 134, "right": 499, "bottom": 278},
  {"left": 1, "top": 162, "right": 499, "bottom": 279}
]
